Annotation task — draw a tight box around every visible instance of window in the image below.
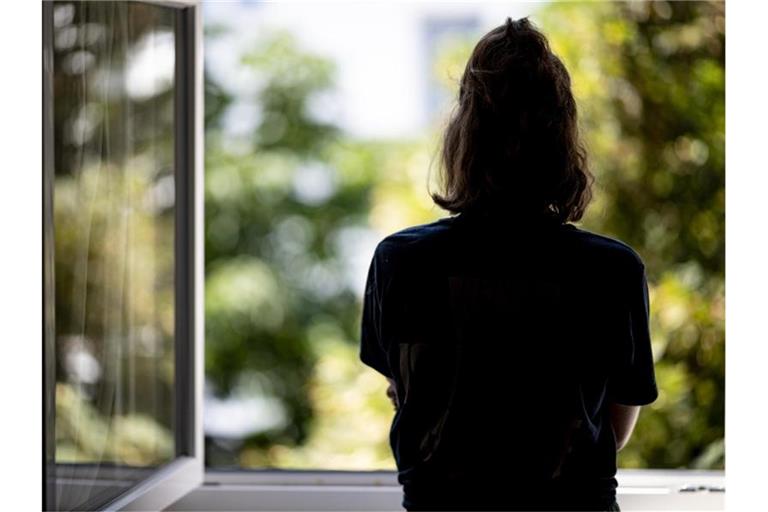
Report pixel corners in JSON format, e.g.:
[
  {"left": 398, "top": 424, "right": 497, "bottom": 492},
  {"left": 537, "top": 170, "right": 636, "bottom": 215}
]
[
  {"left": 201, "top": 0, "right": 724, "bottom": 474},
  {"left": 43, "top": 1, "right": 203, "bottom": 510},
  {"left": 40, "top": 1, "right": 725, "bottom": 510}
]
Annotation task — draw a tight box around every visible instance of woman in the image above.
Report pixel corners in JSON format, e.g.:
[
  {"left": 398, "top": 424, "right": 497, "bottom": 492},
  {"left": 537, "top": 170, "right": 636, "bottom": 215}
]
[{"left": 360, "top": 17, "right": 658, "bottom": 512}]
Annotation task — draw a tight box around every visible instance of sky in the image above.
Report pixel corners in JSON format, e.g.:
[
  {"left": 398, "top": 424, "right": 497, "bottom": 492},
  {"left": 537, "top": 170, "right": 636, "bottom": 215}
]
[{"left": 203, "top": 1, "right": 540, "bottom": 140}]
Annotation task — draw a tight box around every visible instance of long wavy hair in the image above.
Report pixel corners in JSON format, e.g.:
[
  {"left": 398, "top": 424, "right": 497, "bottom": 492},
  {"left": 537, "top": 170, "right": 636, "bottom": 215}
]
[{"left": 432, "top": 17, "right": 593, "bottom": 223}]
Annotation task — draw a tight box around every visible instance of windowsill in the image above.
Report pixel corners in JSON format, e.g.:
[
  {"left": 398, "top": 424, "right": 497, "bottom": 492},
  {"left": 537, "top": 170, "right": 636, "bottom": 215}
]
[{"left": 165, "top": 469, "right": 724, "bottom": 511}]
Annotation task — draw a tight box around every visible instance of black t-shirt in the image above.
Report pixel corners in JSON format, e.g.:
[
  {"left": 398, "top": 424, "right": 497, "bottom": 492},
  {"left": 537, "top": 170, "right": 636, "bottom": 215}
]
[{"left": 359, "top": 211, "right": 658, "bottom": 511}]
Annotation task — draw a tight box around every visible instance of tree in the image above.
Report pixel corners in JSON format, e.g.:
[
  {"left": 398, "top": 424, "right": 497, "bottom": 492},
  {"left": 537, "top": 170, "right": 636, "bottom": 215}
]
[
  {"left": 538, "top": 0, "right": 725, "bottom": 468},
  {"left": 204, "top": 31, "right": 376, "bottom": 465}
]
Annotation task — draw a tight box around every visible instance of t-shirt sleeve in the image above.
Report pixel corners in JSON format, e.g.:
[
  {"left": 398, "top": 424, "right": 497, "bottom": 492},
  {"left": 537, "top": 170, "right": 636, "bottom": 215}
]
[
  {"left": 359, "top": 250, "right": 393, "bottom": 379},
  {"left": 609, "top": 261, "right": 659, "bottom": 406}
]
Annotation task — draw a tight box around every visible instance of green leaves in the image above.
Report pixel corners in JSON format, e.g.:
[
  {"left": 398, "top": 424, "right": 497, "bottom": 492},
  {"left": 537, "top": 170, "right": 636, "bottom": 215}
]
[{"left": 538, "top": 0, "right": 724, "bottom": 469}]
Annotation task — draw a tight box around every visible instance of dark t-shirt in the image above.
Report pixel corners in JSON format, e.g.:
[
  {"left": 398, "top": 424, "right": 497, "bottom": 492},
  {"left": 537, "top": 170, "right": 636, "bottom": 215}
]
[{"left": 359, "top": 211, "right": 658, "bottom": 511}]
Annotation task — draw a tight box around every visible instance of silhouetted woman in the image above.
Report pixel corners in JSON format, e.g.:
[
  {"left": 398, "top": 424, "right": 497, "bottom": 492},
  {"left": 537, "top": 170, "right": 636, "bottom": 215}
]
[{"left": 360, "top": 17, "right": 658, "bottom": 512}]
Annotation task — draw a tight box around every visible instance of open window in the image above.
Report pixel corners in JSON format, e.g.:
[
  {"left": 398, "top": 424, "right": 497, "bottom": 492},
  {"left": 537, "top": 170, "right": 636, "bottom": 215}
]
[
  {"left": 43, "top": 1, "right": 203, "bottom": 510},
  {"left": 42, "top": 1, "right": 725, "bottom": 511}
]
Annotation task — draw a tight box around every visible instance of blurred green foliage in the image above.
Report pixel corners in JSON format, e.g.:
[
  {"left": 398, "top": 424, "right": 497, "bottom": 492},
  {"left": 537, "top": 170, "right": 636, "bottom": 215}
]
[
  {"left": 537, "top": 0, "right": 724, "bottom": 469},
  {"left": 204, "top": 0, "right": 724, "bottom": 470}
]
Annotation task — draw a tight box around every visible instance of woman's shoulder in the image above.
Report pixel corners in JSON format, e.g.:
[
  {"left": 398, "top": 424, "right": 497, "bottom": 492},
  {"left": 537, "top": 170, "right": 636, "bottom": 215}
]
[
  {"left": 563, "top": 224, "right": 646, "bottom": 270},
  {"left": 373, "top": 216, "right": 458, "bottom": 261}
]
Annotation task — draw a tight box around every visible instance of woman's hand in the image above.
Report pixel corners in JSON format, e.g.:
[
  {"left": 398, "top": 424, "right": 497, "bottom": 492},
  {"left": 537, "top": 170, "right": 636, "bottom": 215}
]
[{"left": 386, "top": 378, "right": 399, "bottom": 410}]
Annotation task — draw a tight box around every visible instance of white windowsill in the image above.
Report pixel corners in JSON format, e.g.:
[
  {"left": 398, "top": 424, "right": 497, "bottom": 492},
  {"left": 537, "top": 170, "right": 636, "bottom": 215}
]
[{"left": 165, "top": 469, "right": 724, "bottom": 511}]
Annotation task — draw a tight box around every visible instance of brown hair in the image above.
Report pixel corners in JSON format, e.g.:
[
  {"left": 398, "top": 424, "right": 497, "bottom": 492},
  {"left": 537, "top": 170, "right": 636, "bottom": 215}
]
[{"left": 432, "top": 17, "right": 593, "bottom": 223}]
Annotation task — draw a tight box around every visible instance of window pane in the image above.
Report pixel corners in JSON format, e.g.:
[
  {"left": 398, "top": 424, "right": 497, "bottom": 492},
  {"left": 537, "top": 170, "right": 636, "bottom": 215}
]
[{"left": 48, "top": 1, "right": 177, "bottom": 509}]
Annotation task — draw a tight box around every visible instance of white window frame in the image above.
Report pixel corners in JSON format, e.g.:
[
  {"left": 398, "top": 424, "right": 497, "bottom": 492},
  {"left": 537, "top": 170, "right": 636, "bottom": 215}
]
[{"left": 162, "top": 468, "right": 725, "bottom": 511}]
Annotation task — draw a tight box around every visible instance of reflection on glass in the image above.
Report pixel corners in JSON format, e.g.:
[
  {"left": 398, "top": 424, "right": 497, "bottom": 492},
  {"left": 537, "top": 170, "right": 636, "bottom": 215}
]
[{"left": 49, "top": 2, "right": 176, "bottom": 509}]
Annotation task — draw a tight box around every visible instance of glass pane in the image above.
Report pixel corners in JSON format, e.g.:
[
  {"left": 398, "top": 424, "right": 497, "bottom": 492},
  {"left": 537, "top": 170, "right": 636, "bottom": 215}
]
[{"left": 49, "top": 1, "right": 177, "bottom": 509}]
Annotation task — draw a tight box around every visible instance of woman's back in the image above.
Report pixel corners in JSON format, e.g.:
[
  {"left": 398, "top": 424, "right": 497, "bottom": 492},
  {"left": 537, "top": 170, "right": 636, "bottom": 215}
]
[
  {"left": 359, "top": 16, "right": 658, "bottom": 511},
  {"left": 360, "top": 211, "right": 657, "bottom": 510}
]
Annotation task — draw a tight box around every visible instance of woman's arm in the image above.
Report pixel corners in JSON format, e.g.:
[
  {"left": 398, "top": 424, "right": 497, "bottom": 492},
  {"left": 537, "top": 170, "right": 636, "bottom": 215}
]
[{"left": 609, "top": 402, "right": 641, "bottom": 451}]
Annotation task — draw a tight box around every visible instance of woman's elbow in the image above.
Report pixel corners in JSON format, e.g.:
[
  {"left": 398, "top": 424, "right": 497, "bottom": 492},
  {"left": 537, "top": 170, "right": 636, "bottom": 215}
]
[
  {"left": 609, "top": 403, "right": 641, "bottom": 452},
  {"left": 615, "top": 432, "right": 631, "bottom": 452}
]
